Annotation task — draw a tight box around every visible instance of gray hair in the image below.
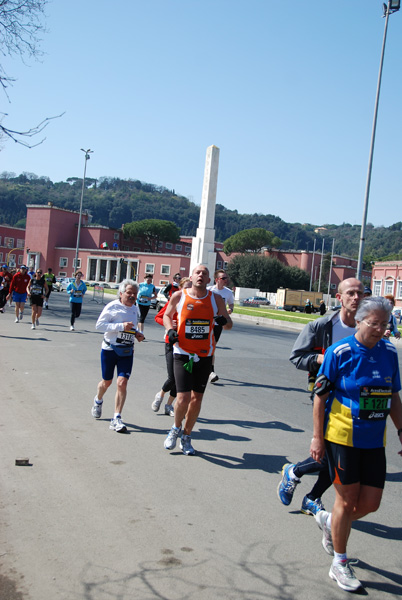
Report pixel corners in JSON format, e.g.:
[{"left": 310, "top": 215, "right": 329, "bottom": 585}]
[
  {"left": 355, "top": 296, "right": 392, "bottom": 322},
  {"left": 119, "top": 279, "right": 139, "bottom": 295}
]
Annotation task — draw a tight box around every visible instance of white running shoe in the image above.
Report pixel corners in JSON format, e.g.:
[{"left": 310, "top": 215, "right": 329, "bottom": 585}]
[
  {"left": 209, "top": 371, "right": 219, "bottom": 383},
  {"left": 164, "top": 404, "right": 174, "bottom": 416},
  {"left": 109, "top": 416, "right": 127, "bottom": 433},
  {"left": 180, "top": 434, "right": 195, "bottom": 455},
  {"left": 329, "top": 560, "right": 362, "bottom": 592},
  {"left": 31, "top": 324, "right": 35, "bottom": 330},
  {"left": 152, "top": 393, "right": 163, "bottom": 412},
  {"left": 315, "top": 510, "right": 334, "bottom": 555},
  {"left": 91, "top": 397, "right": 102, "bottom": 419},
  {"left": 164, "top": 426, "right": 181, "bottom": 450},
  {"left": 70, "top": 325, "right": 75, "bottom": 331}
]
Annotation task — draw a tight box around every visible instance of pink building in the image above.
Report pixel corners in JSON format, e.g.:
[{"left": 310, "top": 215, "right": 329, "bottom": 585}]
[
  {"left": 265, "top": 249, "right": 371, "bottom": 292},
  {"left": 23, "top": 204, "right": 231, "bottom": 285},
  {"left": 0, "top": 225, "right": 25, "bottom": 267},
  {"left": 3, "top": 204, "right": 372, "bottom": 291},
  {"left": 371, "top": 261, "right": 402, "bottom": 307}
]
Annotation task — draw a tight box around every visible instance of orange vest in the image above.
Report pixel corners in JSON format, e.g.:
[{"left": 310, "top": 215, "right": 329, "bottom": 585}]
[{"left": 176, "top": 289, "right": 216, "bottom": 357}]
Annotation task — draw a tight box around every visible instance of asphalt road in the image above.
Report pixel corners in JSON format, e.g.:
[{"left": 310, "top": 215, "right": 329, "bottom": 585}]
[{"left": 1, "top": 292, "right": 402, "bottom": 600}]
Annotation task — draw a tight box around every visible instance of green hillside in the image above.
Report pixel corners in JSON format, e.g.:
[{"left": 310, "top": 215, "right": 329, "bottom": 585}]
[{"left": 1, "top": 172, "right": 401, "bottom": 266}]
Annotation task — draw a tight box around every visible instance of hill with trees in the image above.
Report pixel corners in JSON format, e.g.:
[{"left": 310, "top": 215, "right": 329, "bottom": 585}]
[{"left": 1, "top": 172, "right": 402, "bottom": 267}]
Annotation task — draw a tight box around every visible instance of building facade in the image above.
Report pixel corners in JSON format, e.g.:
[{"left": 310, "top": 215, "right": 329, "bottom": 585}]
[
  {"left": 0, "top": 225, "right": 25, "bottom": 267},
  {"left": 371, "top": 261, "right": 402, "bottom": 307}
]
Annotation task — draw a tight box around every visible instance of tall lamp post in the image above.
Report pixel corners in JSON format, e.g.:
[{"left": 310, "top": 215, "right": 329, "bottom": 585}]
[
  {"left": 74, "top": 148, "right": 93, "bottom": 272},
  {"left": 356, "top": 0, "right": 400, "bottom": 280}
]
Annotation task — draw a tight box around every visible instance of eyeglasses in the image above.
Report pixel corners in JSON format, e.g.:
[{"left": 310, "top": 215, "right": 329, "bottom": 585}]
[
  {"left": 36, "top": 271, "right": 42, "bottom": 274},
  {"left": 362, "top": 320, "right": 388, "bottom": 330},
  {"left": 219, "top": 277, "right": 228, "bottom": 281}
]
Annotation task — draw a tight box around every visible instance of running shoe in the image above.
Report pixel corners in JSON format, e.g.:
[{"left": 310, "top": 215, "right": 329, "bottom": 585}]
[
  {"left": 19, "top": 312, "right": 23, "bottom": 320},
  {"left": 329, "top": 560, "right": 362, "bottom": 592},
  {"left": 109, "top": 416, "right": 127, "bottom": 433},
  {"left": 15, "top": 317, "right": 19, "bottom": 323},
  {"left": 209, "top": 371, "right": 219, "bottom": 383},
  {"left": 31, "top": 324, "right": 35, "bottom": 330},
  {"left": 277, "top": 463, "right": 300, "bottom": 506},
  {"left": 152, "top": 393, "right": 163, "bottom": 412},
  {"left": 315, "top": 510, "right": 334, "bottom": 555},
  {"left": 300, "top": 495, "right": 325, "bottom": 516},
  {"left": 180, "top": 434, "right": 195, "bottom": 455},
  {"left": 164, "top": 404, "right": 174, "bottom": 416},
  {"left": 70, "top": 325, "right": 75, "bottom": 331},
  {"left": 164, "top": 426, "right": 181, "bottom": 450},
  {"left": 36, "top": 319, "right": 39, "bottom": 326},
  {"left": 91, "top": 397, "right": 102, "bottom": 419}
]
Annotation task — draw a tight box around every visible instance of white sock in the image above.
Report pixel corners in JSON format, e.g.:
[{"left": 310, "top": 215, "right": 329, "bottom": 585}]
[
  {"left": 334, "top": 551, "right": 347, "bottom": 563},
  {"left": 114, "top": 413, "right": 121, "bottom": 419},
  {"left": 94, "top": 396, "right": 103, "bottom": 405}
]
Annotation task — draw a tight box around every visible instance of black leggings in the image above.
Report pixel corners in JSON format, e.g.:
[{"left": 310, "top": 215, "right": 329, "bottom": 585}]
[
  {"left": 293, "top": 453, "right": 332, "bottom": 500},
  {"left": 70, "top": 302, "right": 82, "bottom": 326},
  {"left": 162, "top": 343, "right": 177, "bottom": 397}
]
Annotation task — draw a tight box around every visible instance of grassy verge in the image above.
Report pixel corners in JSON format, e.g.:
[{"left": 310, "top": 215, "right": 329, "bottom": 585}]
[{"left": 234, "top": 305, "right": 318, "bottom": 325}]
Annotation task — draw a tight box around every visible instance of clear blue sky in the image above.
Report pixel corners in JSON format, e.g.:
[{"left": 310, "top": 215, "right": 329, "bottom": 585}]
[{"left": 1, "top": 0, "right": 402, "bottom": 227}]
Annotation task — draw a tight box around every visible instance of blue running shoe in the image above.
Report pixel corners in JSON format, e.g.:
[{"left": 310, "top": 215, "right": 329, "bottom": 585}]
[
  {"left": 277, "top": 463, "right": 300, "bottom": 506},
  {"left": 300, "top": 495, "right": 325, "bottom": 516}
]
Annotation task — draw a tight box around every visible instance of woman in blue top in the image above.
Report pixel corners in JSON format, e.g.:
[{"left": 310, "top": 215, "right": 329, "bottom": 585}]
[
  {"left": 310, "top": 296, "right": 402, "bottom": 592},
  {"left": 137, "top": 273, "right": 156, "bottom": 333},
  {"left": 66, "top": 271, "right": 87, "bottom": 331}
]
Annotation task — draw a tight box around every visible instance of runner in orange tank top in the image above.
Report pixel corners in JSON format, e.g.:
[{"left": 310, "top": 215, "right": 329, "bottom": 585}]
[{"left": 162, "top": 264, "right": 233, "bottom": 455}]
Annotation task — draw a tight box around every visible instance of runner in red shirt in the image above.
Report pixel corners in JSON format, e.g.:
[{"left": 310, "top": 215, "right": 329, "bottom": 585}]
[{"left": 7, "top": 265, "right": 31, "bottom": 323}]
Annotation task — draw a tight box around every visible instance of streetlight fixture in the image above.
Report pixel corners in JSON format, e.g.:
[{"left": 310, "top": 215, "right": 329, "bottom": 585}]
[
  {"left": 74, "top": 148, "right": 93, "bottom": 273},
  {"left": 356, "top": 0, "right": 400, "bottom": 280}
]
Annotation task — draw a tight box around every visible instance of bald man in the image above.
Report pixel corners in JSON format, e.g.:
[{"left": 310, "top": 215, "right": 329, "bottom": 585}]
[
  {"left": 163, "top": 264, "right": 233, "bottom": 455},
  {"left": 278, "top": 278, "right": 364, "bottom": 517}
]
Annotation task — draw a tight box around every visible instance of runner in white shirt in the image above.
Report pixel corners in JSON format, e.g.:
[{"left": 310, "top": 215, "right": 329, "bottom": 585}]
[{"left": 207, "top": 269, "right": 234, "bottom": 383}]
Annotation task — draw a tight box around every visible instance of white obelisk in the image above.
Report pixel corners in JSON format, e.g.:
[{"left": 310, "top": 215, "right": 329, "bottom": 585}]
[{"left": 190, "top": 145, "right": 219, "bottom": 278}]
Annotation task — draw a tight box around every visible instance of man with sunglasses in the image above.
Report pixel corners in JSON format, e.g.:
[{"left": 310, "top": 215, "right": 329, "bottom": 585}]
[
  {"left": 163, "top": 272, "right": 181, "bottom": 299},
  {"left": 27, "top": 270, "right": 48, "bottom": 329},
  {"left": 207, "top": 269, "right": 234, "bottom": 384}
]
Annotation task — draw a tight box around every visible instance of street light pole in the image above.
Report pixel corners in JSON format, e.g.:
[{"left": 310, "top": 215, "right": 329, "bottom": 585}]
[
  {"left": 74, "top": 149, "right": 93, "bottom": 273},
  {"left": 356, "top": 0, "right": 400, "bottom": 280}
]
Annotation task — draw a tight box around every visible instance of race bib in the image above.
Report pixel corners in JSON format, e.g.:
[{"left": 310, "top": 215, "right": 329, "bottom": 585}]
[
  {"left": 185, "top": 319, "right": 210, "bottom": 340},
  {"left": 116, "top": 331, "right": 135, "bottom": 345},
  {"left": 359, "top": 386, "right": 392, "bottom": 421},
  {"left": 73, "top": 290, "right": 82, "bottom": 297}
]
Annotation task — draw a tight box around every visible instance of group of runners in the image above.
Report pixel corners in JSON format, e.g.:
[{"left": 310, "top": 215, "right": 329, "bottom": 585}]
[
  {"left": 0, "top": 264, "right": 87, "bottom": 330},
  {"left": 3, "top": 262, "right": 402, "bottom": 593}
]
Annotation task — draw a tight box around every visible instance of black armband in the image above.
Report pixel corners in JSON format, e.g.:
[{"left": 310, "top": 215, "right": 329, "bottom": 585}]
[{"left": 313, "top": 374, "right": 334, "bottom": 397}]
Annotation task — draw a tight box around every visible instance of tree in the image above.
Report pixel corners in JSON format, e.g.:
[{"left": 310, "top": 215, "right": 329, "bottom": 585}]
[
  {"left": 0, "top": 0, "right": 63, "bottom": 147},
  {"left": 227, "top": 254, "right": 310, "bottom": 292},
  {"left": 223, "top": 228, "right": 281, "bottom": 255},
  {"left": 123, "top": 219, "right": 181, "bottom": 253}
]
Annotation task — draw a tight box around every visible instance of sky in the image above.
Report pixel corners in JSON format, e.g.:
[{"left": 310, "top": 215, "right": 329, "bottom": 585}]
[{"left": 1, "top": 0, "right": 402, "bottom": 228}]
